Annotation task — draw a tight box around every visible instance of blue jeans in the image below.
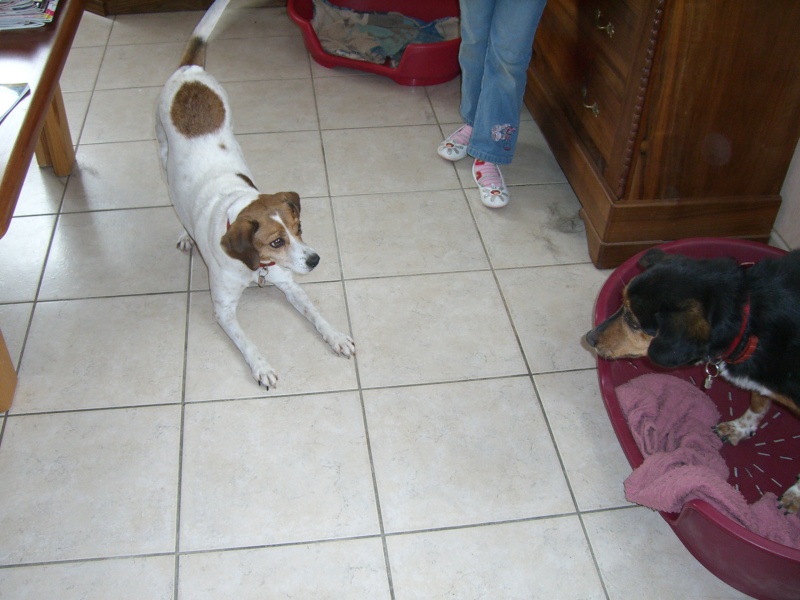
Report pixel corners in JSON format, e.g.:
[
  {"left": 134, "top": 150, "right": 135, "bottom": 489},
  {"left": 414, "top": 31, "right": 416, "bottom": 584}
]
[{"left": 459, "top": 0, "right": 547, "bottom": 165}]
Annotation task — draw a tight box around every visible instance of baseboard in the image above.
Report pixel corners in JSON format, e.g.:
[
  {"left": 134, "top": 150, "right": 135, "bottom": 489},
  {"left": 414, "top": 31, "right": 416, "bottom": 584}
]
[{"left": 85, "top": 0, "right": 285, "bottom": 16}]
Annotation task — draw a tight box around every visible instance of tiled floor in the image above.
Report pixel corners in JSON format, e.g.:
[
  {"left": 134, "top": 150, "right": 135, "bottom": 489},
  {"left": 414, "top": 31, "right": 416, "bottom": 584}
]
[{"left": 0, "top": 4, "right": 767, "bottom": 598}]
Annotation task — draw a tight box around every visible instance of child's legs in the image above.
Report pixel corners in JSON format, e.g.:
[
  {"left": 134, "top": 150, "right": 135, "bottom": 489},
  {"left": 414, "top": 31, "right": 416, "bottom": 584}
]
[
  {"left": 467, "top": 0, "right": 546, "bottom": 165},
  {"left": 458, "top": 0, "right": 495, "bottom": 126}
]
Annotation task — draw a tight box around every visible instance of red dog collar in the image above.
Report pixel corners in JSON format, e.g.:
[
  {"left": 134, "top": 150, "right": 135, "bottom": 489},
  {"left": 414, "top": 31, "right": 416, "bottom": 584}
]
[{"left": 719, "top": 295, "right": 758, "bottom": 365}]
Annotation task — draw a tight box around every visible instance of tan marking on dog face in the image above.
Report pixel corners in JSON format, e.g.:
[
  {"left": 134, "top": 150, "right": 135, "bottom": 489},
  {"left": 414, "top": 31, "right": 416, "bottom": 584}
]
[
  {"left": 245, "top": 193, "right": 303, "bottom": 266},
  {"left": 171, "top": 81, "right": 225, "bottom": 138},
  {"left": 591, "top": 291, "right": 654, "bottom": 359},
  {"left": 221, "top": 192, "right": 307, "bottom": 271}
]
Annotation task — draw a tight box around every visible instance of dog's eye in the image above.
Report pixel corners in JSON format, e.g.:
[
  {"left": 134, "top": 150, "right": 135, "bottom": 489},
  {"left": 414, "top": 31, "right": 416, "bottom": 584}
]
[
  {"left": 270, "top": 238, "right": 284, "bottom": 249},
  {"left": 623, "top": 310, "right": 640, "bottom": 331}
]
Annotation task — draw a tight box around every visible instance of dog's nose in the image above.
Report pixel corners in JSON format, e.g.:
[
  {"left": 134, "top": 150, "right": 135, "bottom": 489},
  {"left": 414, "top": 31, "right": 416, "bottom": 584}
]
[
  {"left": 306, "top": 253, "right": 320, "bottom": 270},
  {"left": 585, "top": 329, "right": 598, "bottom": 348}
]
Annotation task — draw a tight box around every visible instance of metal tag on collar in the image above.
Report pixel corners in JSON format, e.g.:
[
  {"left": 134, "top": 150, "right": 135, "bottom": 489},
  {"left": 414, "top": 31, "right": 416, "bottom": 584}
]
[
  {"left": 704, "top": 361, "right": 721, "bottom": 390},
  {"left": 257, "top": 266, "right": 268, "bottom": 287}
]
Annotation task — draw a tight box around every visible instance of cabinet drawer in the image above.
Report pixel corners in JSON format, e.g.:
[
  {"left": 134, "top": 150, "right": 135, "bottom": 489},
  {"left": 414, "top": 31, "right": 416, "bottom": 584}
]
[{"left": 531, "top": 0, "right": 651, "bottom": 175}]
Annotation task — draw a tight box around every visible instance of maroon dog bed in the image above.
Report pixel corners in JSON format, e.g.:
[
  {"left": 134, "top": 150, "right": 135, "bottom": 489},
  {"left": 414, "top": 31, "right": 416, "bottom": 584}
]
[{"left": 594, "top": 238, "right": 800, "bottom": 600}]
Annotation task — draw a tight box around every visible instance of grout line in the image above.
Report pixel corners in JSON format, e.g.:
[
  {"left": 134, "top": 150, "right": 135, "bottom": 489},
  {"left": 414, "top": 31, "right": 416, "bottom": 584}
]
[
  {"left": 0, "top": 507, "right": 641, "bottom": 572},
  {"left": 171, "top": 244, "right": 195, "bottom": 600}
]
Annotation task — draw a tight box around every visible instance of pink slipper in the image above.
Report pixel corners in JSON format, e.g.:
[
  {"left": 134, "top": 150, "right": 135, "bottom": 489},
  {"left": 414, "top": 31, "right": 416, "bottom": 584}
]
[
  {"left": 437, "top": 124, "right": 472, "bottom": 161},
  {"left": 472, "top": 159, "right": 509, "bottom": 208}
]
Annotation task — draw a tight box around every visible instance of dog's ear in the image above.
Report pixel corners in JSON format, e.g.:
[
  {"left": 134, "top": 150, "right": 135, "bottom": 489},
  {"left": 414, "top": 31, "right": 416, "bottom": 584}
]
[
  {"left": 647, "top": 301, "right": 711, "bottom": 367},
  {"left": 281, "top": 191, "right": 301, "bottom": 217},
  {"left": 220, "top": 218, "right": 261, "bottom": 270},
  {"left": 639, "top": 248, "right": 668, "bottom": 270}
]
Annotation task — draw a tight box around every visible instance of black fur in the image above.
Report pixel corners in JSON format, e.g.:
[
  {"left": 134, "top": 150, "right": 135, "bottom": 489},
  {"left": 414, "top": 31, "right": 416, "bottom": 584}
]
[{"left": 628, "top": 248, "right": 800, "bottom": 407}]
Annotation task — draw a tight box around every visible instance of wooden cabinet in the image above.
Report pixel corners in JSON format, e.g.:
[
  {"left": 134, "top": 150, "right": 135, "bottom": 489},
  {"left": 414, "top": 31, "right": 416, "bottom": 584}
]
[
  {"left": 524, "top": 0, "right": 800, "bottom": 268},
  {"left": 85, "top": 0, "right": 212, "bottom": 15}
]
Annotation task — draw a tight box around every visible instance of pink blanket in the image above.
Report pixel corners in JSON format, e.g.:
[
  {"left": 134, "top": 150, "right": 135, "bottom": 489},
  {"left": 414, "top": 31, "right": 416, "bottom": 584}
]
[{"left": 617, "top": 373, "right": 800, "bottom": 548}]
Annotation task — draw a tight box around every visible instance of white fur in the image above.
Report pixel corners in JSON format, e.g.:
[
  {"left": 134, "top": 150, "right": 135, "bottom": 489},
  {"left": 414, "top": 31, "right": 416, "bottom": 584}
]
[{"left": 156, "top": 0, "right": 354, "bottom": 388}]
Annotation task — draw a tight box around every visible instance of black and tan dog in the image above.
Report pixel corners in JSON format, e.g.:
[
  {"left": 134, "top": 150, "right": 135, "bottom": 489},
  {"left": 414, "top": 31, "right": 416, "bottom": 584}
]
[{"left": 586, "top": 248, "right": 800, "bottom": 513}]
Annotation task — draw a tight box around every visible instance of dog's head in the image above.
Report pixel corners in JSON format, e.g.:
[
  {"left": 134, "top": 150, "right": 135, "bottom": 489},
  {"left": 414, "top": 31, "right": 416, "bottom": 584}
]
[
  {"left": 586, "top": 249, "right": 741, "bottom": 368},
  {"left": 220, "top": 191, "right": 320, "bottom": 274}
]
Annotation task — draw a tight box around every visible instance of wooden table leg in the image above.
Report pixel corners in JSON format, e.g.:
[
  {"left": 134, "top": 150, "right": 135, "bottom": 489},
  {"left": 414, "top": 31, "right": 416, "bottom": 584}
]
[
  {"left": 0, "top": 329, "right": 16, "bottom": 413},
  {"left": 34, "top": 82, "right": 75, "bottom": 177}
]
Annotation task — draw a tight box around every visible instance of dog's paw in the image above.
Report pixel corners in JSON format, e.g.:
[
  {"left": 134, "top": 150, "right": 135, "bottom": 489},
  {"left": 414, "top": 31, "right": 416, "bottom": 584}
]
[
  {"left": 712, "top": 419, "right": 754, "bottom": 446},
  {"left": 779, "top": 478, "right": 800, "bottom": 515},
  {"left": 250, "top": 360, "right": 278, "bottom": 390},
  {"left": 778, "top": 479, "right": 800, "bottom": 515},
  {"left": 177, "top": 232, "right": 194, "bottom": 253},
  {"left": 324, "top": 330, "right": 355, "bottom": 358}
]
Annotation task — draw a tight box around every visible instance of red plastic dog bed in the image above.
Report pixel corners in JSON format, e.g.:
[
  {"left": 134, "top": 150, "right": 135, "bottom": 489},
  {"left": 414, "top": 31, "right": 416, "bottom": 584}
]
[
  {"left": 594, "top": 238, "right": 800, "bottom": 600},
  {"left": 287, "top": 0, "right": 461, "bottom": 86}
]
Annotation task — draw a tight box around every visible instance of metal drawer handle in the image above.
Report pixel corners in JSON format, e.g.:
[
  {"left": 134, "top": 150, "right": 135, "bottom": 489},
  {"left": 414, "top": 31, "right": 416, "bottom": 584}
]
[
  {"left": 581, "top": 86, "right": 600, "bottom": 117},
  {"left": 594, "top": 8, "right": 615, "bottom": 38}
]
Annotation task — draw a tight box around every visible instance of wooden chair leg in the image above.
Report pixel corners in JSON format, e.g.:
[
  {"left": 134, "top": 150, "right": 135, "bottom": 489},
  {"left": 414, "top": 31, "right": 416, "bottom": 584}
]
[
  {"left": 34, "top": 82, "right": 75, "bottom": 177},
  {"left": 0, "top": 329, "right": 17, "bottom": 413}
]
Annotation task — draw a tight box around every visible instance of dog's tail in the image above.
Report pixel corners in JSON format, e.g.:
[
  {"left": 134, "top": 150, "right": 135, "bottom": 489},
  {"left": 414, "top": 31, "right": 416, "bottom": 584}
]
[{"left": 179, "top": 0, "right": 232, "bottom": 68}]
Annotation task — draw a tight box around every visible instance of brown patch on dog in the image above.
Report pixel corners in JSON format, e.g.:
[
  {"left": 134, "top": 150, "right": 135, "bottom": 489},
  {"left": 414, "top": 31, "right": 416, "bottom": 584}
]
[
  {"left": 221, "top": 192, "right": 302, "bottom": 270},
  {"left": 681, "top": 299, "right": 711, "bottom": 341},
  {"left": 237, "top": 173, "right": 257, "bottom": 189},
  {"left": 773, "top": 392, "right": 800, "bottom": 417},
  {"left": 587, "top": 291, "right": 654, "bottom": 359},
  {"left": 171, "top": 81, "right": 225, "bottom": 138},
  {"left": 179, "top": 36, "right": 206, "bottom": 68}
]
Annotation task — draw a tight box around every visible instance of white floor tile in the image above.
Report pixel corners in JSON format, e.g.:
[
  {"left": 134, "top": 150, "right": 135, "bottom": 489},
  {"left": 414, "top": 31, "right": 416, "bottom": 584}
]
[
  {"left": 13, "top": 161, "right": 67, "bottom": 217},
  {"left": 63, "top": 141, "right": 169, "bottom": 212},
  {"left": 315, "top": 75, "right": 436, "bottom": 130},
  {"left": 61, "top": 46, "right": 104, "bottom": 93},
  {"left": 226, "top": 78, "right": 319, "bottom": 134},
  {"left": 365, "top": 378, "right": 573, "bottom": 531},
  {"left": 96, "top": 42, "right": 185, "bottom": 91},
  {"left": 216, "top": 6, "right": 301, "bottom": 40},
  {"left": 206, "top": 36, "right": 311, "bottom": 82},
  {"left": 109, "top": 11, "right": 202, "bottom": 46},
  {"left": 38, "top": 207, "right": 189, "bottom": 300},
  {"left": 81, "top": 87, "right": 161, "bottom": 144},
  {"left": 179, "top": 393, "right": 378, "bottom": 551},
  {"left": 497, "top": 264, "right": 609, "bottom": 373},
  {"left": 322, "top": 125, "right": 461, "bottom": 196},
  {"left": 178, "top": 538, "right": 390, "bottom": 600},
  {"left": 14, "top": 295, "right": 186, "bottom": 413},
  {"left": 584, "top": 507, "right": 751, "bottom": 599},
  {"left": 333, "top": 190, "right": 488, "bottom": 278},
  {"left": 387, "top": 518, "right": 606, "bottom": 599},
  {"left": 470, "top": 182, "right": 588, "bottom": 268},
  {"left": 346, "top": 271, "right": 526, "bottom": 388},
  {"left": 237, "top": 130, "right": 329, "bottom": 198},
  {"left": 0, "top": 556, "right": 176, "bottom": 600},
  {"left": 535, "top": 369, "right": 633, "bottom": 511},
  {"left": 0, "top": 406, "right": 181, "bottom": 564},
  {"left": 0, "top": 215, "right": 56, "bottom": 303},
  {"left": 0, "top": 302, "right": 32, "bottom": 368}
]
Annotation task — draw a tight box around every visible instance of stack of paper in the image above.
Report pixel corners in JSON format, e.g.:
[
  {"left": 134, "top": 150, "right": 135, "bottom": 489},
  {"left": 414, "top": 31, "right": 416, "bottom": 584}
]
[{"left": 0, "top": 0, "right": 59, "bottom": 31}]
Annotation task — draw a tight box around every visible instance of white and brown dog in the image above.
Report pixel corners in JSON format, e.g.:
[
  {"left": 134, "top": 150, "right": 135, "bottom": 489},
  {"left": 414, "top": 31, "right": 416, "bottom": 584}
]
[{"left": 155, "top": 0, "right": 354, "bottom": 388}]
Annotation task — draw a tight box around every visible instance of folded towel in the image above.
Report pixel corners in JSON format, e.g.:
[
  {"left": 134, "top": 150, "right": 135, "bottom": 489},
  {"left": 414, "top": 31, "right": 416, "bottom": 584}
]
[
  {"left": 311, "top": 0, "right": 459, "bottom": 66},
  {"left": 617, "top": 373, "right": 800, "bottom": 548}
]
